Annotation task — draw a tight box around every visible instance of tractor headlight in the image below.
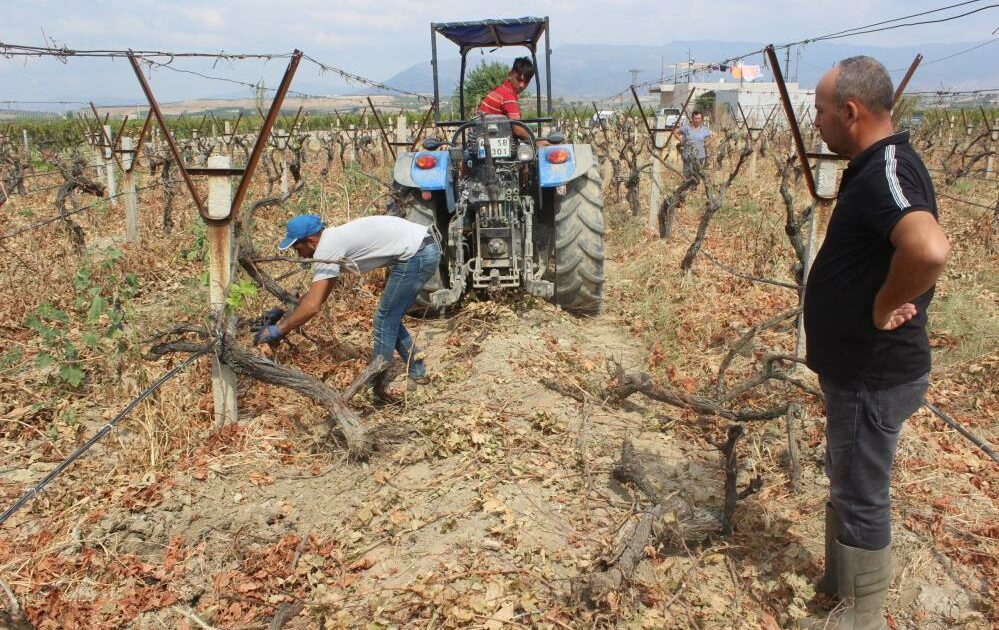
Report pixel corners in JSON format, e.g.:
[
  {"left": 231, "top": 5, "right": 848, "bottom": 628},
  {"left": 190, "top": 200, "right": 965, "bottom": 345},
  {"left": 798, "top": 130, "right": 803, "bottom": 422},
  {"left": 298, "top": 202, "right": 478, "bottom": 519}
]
[{"left": 517, "top": 144, "right": 535, "bottom": 162}]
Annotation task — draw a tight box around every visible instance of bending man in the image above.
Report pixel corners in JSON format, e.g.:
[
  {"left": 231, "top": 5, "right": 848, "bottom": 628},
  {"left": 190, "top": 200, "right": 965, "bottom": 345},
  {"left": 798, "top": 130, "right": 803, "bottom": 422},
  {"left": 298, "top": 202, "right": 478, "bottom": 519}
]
[{"left": 254, "top": 214, "right": 441, "bottom": 399}]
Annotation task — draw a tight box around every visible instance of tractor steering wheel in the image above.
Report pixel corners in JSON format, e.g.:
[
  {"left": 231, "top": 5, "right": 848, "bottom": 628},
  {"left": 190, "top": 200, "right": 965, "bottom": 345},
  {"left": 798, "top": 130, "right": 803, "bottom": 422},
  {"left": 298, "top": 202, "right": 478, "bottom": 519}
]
[{"left": 449, "top": 119, "right": 537, "bottom": 147}]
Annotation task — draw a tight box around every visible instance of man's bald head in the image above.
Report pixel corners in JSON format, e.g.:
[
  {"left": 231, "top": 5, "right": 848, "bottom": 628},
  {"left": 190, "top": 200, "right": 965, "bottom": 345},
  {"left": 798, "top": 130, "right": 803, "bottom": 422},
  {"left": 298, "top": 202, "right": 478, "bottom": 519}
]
[{"left": 833, "top": 56, "right": 894, "bottom": 115}]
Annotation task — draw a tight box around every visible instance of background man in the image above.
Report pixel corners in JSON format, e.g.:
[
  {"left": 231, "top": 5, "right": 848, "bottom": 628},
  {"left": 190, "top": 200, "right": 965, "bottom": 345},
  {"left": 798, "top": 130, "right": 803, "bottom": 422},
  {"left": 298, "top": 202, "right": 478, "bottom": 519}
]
[
  {"left": 254, "top": 214, "right": 441, "bottom": 400},
  {"left": 804, "top": 56, "right": 950, "bottom": 629},
  {"left": 675, "top": 110, "right": 712, "bottom": 178}
]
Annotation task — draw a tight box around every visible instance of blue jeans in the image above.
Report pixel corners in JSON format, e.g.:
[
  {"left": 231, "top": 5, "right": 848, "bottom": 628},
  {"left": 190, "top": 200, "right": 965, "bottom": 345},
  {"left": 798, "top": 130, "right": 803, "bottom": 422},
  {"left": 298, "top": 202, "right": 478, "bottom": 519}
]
[
  {"left": 820, "top": 372, "right": 929, "bottom": 550},
  {"left": 371, "top": 242, "right": 440, "bottom": 379}
]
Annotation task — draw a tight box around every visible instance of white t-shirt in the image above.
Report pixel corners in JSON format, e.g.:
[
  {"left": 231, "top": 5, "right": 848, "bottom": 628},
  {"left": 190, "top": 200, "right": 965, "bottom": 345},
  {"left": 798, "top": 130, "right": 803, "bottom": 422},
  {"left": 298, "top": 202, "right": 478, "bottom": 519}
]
[{"left": 312, "top": 216, "right": 429, "bottom": 281}]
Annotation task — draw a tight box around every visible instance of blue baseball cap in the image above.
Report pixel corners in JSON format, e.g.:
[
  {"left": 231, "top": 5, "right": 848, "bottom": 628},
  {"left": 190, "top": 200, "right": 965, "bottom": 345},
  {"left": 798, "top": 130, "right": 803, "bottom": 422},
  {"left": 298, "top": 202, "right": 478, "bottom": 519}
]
[{"left": 279, "top": 214, "right": 325, "bottom": 250}]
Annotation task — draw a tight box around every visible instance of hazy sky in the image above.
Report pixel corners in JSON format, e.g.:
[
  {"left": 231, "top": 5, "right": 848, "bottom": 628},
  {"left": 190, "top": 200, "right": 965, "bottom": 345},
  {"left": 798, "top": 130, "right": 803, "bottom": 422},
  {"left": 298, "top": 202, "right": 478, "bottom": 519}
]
[{"left": 3, "top": 0, "right": 998, "bottom": 103}]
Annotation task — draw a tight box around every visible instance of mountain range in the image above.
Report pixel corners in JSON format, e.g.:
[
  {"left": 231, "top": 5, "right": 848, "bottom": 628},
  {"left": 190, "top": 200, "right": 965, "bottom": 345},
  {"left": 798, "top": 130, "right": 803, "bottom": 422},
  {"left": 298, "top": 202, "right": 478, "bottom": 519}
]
[{"left": 382, "top": 39, "right": 999, "bottom": 100}]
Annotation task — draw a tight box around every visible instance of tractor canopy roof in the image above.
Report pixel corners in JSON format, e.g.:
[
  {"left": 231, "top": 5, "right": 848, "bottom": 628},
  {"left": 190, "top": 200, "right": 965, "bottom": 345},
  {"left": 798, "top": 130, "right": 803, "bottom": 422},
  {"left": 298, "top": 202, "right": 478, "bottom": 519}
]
[{"left": 433, "top": 17, "right": 547, "bottom": 54}]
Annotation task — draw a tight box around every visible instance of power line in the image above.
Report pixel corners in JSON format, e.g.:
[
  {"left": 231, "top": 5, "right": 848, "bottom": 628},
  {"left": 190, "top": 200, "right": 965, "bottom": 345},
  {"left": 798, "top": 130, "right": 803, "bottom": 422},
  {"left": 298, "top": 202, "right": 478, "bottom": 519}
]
[
  {"left": 605, "top": 1, "right": 999, "bottom": 100},
  {"left": 890, "top": 35, "right": 999, "bottom": 72},
  {"left": 0, "top": 41, "right": 429, "bottom": 103},
  {"left": 302, "top": 53, "right": 429, "bottom": 101},
  {"left": 0, "top": 42, "right": 290, "bottom": 60}
]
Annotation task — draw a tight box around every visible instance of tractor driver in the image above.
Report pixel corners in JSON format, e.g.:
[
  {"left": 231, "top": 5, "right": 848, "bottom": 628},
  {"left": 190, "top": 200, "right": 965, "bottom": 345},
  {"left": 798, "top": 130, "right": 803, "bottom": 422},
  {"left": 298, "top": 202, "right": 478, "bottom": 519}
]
[{"left": 478, "top": 57, "right": 536, "bottom": 144}]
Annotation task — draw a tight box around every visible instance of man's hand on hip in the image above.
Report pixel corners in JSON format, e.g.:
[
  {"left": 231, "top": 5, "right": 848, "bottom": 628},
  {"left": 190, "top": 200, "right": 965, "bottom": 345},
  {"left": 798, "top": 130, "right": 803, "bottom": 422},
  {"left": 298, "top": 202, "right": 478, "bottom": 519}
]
[{"left": 874, "top": 302, "right": 917, "bottom": 331}]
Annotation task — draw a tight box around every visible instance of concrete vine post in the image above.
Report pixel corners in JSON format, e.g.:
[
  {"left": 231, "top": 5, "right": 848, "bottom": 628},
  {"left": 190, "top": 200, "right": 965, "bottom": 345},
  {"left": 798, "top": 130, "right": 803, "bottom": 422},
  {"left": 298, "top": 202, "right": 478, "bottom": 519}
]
[
  {"left": 348, "top": 125, "right": 357, "bottom": 164},
  {"left": 91, "top": 132, "right": 105, "bottom": 184},
  {"left": 785, "top": 140, "right": 838, "bottom": 490},
  {"left": 987, "top": 125, "right": 998, "bottom": 178},
  {"left": 103, "top": 124, "right": 118, "bottom": 206},
  {"left": 224, "top": 120, "right": 234, "bottom": 161},
  {"left": 648, "top": 114, "right": 666, "bottom": 231},
  {"left": 121, "top": 137, "right": 139, "bottom": 244},
  {"left": 206, "top": 154, "right": 239, "bottom": 426},
  {"left": 276, "top": 129, "right": 290, "bottom": 195}
]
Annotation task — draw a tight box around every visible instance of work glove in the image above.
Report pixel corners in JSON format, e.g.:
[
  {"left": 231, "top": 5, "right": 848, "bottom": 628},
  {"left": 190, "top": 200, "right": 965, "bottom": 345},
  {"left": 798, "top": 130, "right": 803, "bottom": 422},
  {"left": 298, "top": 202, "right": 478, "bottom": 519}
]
[
  {"left": 253, "top": 324, "right": 283, "bottom": 346},
  {"left": 250, "top": 307, "right": 285, "bottom": 331}
]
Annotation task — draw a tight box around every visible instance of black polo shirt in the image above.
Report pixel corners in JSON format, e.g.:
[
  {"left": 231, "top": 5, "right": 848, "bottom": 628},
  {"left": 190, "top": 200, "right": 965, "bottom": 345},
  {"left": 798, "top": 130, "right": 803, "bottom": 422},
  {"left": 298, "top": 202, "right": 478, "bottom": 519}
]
[{"left": 804, "top": 131, "right": 937, "bottom": 388}]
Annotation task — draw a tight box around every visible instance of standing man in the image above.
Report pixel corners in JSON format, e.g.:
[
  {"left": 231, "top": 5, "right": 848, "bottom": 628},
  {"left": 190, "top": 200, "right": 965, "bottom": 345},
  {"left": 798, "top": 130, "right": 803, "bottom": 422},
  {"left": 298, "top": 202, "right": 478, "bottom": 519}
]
[
  {"left": 675, "top": 110, "right": 712, "bottom": 179},
  {"left": 478, "top": 57, "right": 535, "bottom": 142},
  {"left": 253, "top": 214, "right": 441, "bottom": 400},
  {"left": 804, "top": 57, "right": 949, "bottom": 629}
]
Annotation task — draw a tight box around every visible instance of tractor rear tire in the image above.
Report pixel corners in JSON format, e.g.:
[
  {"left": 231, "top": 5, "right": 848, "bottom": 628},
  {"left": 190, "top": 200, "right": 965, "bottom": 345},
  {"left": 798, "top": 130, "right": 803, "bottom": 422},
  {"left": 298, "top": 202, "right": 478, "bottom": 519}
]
[
  {"left": 554, "top": 165, "right": 605, "bottom": 315},
  {"left": 397, "top": 193, "right": 447, "bottom": 316}
]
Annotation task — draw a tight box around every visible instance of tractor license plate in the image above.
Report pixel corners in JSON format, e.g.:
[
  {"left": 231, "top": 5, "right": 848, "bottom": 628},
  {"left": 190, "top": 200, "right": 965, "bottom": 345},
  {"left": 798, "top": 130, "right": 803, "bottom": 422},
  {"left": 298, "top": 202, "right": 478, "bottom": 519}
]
[{"left": 488, "top": 137, "right": 511, "bottom": 158}]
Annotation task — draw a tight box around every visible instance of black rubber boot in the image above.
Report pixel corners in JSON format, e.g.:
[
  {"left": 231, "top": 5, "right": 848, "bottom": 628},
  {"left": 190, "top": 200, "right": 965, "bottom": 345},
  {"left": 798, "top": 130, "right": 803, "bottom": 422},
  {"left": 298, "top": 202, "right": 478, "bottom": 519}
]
[{"left": 371, "top": 370, "right": 396, "bottom": 405}]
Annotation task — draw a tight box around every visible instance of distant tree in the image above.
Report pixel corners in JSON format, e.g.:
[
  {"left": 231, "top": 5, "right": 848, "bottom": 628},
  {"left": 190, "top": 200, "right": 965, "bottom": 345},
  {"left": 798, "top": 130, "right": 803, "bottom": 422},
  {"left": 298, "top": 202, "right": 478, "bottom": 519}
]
[
  {"left": 695, "top": 90, "right": 716, "bottom": 116},
  {"left": 453, "top": 61, "right": 510, "bottom": 117}
]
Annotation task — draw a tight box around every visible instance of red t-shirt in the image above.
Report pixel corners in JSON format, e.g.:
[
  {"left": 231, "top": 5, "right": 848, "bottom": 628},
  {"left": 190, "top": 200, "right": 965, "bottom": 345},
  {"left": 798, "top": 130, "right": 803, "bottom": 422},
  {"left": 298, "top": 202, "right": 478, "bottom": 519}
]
[{"left": 478, "top": 80, "right": 521, "bottom": 120}]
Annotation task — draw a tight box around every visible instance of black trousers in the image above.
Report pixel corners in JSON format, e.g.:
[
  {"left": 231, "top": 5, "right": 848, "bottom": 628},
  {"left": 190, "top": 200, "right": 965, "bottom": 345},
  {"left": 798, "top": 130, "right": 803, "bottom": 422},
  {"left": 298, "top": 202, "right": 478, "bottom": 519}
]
[{"left": 820, "top": 372, "right": 929, "bottom": 550}]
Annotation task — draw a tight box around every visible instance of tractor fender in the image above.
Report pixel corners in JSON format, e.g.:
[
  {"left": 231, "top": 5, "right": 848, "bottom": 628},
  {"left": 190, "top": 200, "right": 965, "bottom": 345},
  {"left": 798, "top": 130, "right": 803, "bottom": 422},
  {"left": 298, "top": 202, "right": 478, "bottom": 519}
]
[
  {"left": 392, "top": 151, "right": 451, "bottom": 191},
  {"left": 539, "top": 144, "right": 596, "bottom": 188}
]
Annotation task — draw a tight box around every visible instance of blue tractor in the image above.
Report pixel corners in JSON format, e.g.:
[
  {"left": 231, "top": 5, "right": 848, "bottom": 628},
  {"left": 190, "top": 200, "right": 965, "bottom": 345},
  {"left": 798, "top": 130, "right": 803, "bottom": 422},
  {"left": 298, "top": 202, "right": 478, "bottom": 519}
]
[{"left": 391, "top": 17, "right": 605, "bottom": 315}]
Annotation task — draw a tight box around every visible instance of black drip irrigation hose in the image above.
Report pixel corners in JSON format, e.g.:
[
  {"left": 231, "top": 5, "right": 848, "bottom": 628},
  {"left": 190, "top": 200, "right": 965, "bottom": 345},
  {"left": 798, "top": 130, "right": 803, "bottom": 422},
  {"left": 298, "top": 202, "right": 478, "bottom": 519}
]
[
  {"left": 923, "top": 400, "right": 999, "bottom": 466},
  {"left": 0, "top": 347, "right": 210, "bottom": 527}
]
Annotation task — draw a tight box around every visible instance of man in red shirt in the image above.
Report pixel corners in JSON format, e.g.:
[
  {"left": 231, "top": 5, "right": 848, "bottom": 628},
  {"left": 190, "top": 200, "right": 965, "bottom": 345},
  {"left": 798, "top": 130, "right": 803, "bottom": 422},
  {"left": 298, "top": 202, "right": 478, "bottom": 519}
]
[{"left": 478, "top": 57, "right": 534, "bottom": 142}]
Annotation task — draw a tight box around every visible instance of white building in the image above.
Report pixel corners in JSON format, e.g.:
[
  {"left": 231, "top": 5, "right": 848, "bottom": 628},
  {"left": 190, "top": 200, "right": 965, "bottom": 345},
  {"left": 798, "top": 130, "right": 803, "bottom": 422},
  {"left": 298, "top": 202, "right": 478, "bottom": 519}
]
[{"left": 651, "top": 81, "right": 814, "bottom": 129}]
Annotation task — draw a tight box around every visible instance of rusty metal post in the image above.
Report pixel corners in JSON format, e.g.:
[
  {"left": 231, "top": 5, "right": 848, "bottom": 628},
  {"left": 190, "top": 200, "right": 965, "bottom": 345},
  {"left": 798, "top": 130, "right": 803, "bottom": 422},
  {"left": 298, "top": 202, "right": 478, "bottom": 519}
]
[
  {"left": 121, "top": 137, "right": 139, "bottom": 243},
  {"left": 892, "top": 54, "right": 923, "bottom": 107},
  {"left": 765, "top": 45, "right": 837, "bottom": 203},
  {"left": 367, "top": 97, "right": 397, "bottom": 161},
  {"left": 206, "top": 154, "right": 238, "bottom": 425}
]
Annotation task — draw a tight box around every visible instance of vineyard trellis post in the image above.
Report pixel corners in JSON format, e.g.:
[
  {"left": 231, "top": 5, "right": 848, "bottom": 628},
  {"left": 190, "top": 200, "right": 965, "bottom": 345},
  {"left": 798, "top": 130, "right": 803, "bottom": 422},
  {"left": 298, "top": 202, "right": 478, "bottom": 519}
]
[
  {"left": 206, "top": 154, "right": 239, "bottom": 425},
  {"left": 103, "top": 123, "right": 118, "bottom": 204},
  {"left": 22, "top": 128, "right": 29, "bottom": 153},
  {"left": 987, "top": 123, "right": 997, "bottom": 178},
  {"left": 276, "top": 129, "right": 290, "bottom": 195},
  {"left": 648, "top": 114, "right": 667, "bottom": 230},
  {"left": 89, "top": 132, "right": 105, "bottom": 184},
  {"left": 121, "top": 136, "right": 139, "bottom": 243},
  {"left": 395, "top": 115, "right": 408, "bottom": 146}
]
